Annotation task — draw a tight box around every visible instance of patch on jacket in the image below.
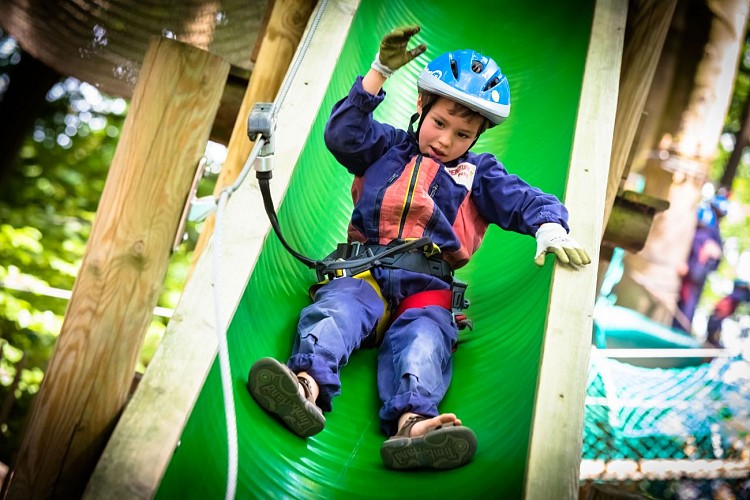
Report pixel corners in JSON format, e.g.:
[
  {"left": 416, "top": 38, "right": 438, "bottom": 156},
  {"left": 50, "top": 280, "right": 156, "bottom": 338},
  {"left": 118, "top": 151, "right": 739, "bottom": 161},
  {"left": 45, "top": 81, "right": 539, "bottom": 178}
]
[{"left": 446, "top": 162, "right": 476, "bottom": 190}]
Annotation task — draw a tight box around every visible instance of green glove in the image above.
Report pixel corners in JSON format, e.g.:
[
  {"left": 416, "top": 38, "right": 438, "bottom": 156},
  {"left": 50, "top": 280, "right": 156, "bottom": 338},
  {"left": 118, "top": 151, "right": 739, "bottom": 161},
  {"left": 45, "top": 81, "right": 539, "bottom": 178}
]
[
  {"left": 372, "top": 25, "right": 427, "bottom": 77},
  {"left": 534, "top": 223, "right": 592, "bottom": 268}
]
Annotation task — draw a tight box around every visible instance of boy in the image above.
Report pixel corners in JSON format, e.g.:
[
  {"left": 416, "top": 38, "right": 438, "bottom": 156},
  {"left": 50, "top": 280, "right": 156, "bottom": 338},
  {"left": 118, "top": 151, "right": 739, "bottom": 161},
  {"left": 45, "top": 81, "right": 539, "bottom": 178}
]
[{"left": 247, "top": 25, "right": 590, "bottom": 470}]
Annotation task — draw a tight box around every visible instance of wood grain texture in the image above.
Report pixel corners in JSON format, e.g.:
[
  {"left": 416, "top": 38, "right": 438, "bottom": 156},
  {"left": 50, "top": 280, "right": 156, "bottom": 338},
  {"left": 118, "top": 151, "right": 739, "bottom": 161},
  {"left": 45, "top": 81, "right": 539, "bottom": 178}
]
[
  {"left": 524, "top": 1, "right": 627, "bottom": 498},
  {"left": 6, "top": 38, "right": 228, "bottom": 499},
  {"left": 85, "top": 1, "right": 361, "bottom": 497},
  {"left": 189, "top": 0, "right": 317, "bottom": 271},
  {"left": 602, "top": 0, "right": 677, "bottom": 230}
]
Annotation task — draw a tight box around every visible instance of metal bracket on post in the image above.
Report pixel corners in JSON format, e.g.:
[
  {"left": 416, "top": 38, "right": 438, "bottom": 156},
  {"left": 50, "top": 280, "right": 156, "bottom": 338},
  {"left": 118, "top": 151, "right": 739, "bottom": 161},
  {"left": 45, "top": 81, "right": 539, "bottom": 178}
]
[{"left": 173, "top": 156, "right": 210, "bottom": 252}]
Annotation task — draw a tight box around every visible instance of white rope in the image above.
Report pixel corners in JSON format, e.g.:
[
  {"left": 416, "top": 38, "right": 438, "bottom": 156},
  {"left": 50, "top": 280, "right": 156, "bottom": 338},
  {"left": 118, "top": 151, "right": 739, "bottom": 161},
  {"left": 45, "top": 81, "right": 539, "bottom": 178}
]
[
  {"left": 209, "top": 2, "right": 331, "bottom": 497},
  {"left": 271, "top": 0, "right": 329, "bottom": 118},
  {"left": 214, "top": 189, "right": 238, "bottom": 500}
]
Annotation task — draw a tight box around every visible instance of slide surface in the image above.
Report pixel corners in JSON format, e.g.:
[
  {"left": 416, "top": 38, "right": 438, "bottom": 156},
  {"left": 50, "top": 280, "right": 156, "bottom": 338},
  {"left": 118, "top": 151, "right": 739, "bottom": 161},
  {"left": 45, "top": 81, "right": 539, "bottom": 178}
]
[{"left": 157, "top": 0, "right": 594, "bottom": 497}]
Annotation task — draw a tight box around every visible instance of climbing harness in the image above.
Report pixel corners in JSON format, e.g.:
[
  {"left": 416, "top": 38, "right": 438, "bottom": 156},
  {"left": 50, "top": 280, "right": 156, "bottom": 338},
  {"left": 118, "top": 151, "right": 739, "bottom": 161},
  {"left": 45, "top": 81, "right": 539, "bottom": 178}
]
[
  {"left": 315, "top": 239, "right": 450, "bottom": 282},
  {"left": 246, "top": 86, "right": 478, "bottom": 349},
  {"left": 323, "top": 241, "right": 470, "bottom": 317},
  {"left": 247, "top": 97, "right": 473, "bottom": 333},
  {"left": 301, "top": 239, "right": 473, "bottom": 345}
]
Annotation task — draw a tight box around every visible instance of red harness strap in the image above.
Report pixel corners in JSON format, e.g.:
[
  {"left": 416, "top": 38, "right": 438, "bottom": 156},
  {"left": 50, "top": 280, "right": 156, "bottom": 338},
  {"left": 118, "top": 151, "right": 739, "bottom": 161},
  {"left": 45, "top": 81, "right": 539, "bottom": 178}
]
[
  {"left": 393, "top": 289, "right": 452, "bottom": 321},
  {"left": 393, "top": 289, "right": 471, "bottom": 352}
]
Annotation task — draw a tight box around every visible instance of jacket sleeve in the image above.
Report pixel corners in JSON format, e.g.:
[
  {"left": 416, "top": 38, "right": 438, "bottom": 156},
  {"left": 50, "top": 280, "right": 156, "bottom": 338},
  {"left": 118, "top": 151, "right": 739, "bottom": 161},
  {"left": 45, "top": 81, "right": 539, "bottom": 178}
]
[
  {"left": 324, "top": 76, "right": 404, "bottom": 176},
  {"left": 470, "top": 153, "right": 570, "bottom": 236}
]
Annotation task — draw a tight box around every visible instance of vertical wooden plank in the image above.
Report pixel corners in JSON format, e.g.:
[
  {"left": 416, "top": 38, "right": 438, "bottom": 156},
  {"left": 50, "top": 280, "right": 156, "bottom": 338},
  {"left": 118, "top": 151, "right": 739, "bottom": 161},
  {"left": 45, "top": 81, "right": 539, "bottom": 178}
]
[
  {"left": 189, "top": 0, "right": 317, "bottom": 274},
  {"left": 84, "top": 1, "right": 361, "bottom": 497},
  {"left": 5, "top": 38, "right": 229, "bottom": 499},
  {"left": 601, "top": 0, "right": 677, "bottom": 230},
  {"left": 524, "top": 1, "right": 627, "bottom": 498}
]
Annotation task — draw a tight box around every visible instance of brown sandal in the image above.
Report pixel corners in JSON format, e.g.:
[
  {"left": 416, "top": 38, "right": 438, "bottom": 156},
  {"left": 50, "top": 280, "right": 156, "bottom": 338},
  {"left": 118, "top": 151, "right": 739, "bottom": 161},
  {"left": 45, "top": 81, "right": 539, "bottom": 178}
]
[
  {"left": 380, "top": 415, "right": 477, "bottom": 470},
  {"left": 247, "top": 357, "right": 325, "bottom": 437}
]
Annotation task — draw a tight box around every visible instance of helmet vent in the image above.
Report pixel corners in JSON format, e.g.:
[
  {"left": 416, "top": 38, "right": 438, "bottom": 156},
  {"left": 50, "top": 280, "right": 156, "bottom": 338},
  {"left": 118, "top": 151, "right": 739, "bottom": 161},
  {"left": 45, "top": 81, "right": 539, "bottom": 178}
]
[
  {"left": 471, "top": 60, "right": 483, "bottom": 73},
  {"left": 483, "top": 76, "right": 500, "bottom": 91},
  {"left": 450, "top": 59, "right": 459, "bottom": 79}
]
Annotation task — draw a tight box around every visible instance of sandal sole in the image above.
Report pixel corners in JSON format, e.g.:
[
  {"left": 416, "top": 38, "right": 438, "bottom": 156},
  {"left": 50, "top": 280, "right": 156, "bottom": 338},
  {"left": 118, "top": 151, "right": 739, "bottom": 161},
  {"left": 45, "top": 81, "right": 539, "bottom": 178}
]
[
  {"left": 247, "top": 357, "right": 325, "bottom": 437},
  {"left": 381, "top": 425, "right": 478, "bottom": 470}
]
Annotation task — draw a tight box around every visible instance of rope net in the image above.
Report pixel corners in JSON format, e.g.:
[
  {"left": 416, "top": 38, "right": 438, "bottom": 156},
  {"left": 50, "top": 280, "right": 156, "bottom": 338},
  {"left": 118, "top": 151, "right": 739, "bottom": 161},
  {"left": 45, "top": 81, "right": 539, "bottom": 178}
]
[{"left": 582, "top": 353, "right": 750, "bottom": 480}]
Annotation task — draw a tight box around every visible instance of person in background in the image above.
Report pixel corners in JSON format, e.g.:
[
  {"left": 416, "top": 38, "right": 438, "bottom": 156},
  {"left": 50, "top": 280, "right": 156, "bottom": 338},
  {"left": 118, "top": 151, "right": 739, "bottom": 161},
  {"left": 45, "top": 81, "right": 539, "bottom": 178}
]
[
  {"left": 673, "top": 193, "right": 729, "bottom": 332},
  {"left": 705, "top": 279, "right": 750, "bottom": 347}
]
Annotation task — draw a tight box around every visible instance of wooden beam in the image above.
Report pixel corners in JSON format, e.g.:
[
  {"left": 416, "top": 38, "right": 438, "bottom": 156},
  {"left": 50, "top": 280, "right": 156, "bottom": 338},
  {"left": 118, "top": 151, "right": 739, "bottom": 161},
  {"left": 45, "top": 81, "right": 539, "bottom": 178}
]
[
  {"left": 5, "top": 38, "right": 228, "bottom": 498},
  {"left": 601, "top": 0, "right": 677, "bottom": 231},
  {"left": 84, "top": 1, "right": 360, "bottom": 497},
  {"left": 188, "top": 0, "right": 317, "bottom": 275},
  {"left": 524, "top": 1, "right": 627, "bottom": 498},
  {"left": 602, "top": 190, "right": 669, "bottom": 252}
]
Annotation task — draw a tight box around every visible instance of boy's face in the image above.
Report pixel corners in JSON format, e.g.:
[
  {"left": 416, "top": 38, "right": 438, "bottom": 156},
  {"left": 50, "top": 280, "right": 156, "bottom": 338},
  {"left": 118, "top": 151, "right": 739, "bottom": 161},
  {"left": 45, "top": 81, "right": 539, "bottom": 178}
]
[{"left": 417, "top": 96, "right": 483, "bottom": 163}]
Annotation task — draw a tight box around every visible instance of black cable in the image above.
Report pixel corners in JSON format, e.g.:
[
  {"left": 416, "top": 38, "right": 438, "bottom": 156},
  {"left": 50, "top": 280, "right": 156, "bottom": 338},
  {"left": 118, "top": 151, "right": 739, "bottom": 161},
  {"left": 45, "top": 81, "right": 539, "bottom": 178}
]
[
  {"left": 256, "top": 171, "right": 320, "bottom": 270},
  {"left": 256, "top": 170, "right": 433, "bottom": 277}
]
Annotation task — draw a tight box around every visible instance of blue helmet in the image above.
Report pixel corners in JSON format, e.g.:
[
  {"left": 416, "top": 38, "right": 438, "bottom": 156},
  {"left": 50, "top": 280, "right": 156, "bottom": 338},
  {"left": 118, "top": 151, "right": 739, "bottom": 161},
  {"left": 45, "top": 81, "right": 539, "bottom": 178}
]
[
  {"left": 417, "top": 49, "right": 510, "bottom": 126},
  {"left": 710, "top": 194, "right": 729, "bottom": 217},
  {"left": 697, "top": 203, "right": 716, "bottom": 227}
]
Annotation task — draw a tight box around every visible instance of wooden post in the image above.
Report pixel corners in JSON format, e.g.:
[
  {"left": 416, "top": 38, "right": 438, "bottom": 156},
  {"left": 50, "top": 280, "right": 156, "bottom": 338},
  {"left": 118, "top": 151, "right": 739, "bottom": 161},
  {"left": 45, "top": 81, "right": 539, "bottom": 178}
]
[
  {"left": 601, "top": 0, "right": 677, "bottom": 231},
  {"left": 720, "top": 90, "right": 750, "bottom": 189},
  {"left": 5, "top": 38, "right": 229, "bottom": 499},
  {"left": 614, "top": 0, "right": 750, "bottom": 324},
  {"left": 524, "top": 1, "right": 626, "bottom": 498},
  {"left": 188, "top": 0, "right": 317, "bottom": 273},
  {"left": 84, "top": 1, "right": 360, "bottom": 497}
]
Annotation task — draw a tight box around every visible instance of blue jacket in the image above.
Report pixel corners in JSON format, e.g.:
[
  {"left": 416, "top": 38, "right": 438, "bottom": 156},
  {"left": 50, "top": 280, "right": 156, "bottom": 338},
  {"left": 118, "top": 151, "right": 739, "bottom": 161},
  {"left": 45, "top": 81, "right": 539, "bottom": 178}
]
[
  {"left": 324, "top": 76, "right": 570, "bottom": 269},
  {"left": 685, "top": 222, "right": 723, "bottom": 285}
]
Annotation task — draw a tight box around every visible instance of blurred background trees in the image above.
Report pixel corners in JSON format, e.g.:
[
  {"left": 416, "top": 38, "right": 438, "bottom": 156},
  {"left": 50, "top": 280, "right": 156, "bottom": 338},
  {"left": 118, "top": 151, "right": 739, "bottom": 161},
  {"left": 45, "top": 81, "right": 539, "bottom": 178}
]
[{"left": 0, "top": 29, "right": 223, "bottom": 463}]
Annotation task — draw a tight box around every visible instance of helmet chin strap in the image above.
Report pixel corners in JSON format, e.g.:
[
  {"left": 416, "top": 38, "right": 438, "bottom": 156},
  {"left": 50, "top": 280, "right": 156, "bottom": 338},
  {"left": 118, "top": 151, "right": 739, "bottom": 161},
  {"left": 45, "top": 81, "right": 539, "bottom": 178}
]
[{"left": 407, "top": 111, "right": 423, "bottom": 140}]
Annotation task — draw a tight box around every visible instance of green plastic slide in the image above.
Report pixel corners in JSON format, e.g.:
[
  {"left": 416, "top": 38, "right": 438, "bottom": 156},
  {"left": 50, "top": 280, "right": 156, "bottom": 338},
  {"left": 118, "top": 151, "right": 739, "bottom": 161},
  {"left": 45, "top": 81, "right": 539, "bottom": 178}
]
[{"left": 158, "top": 0, "right": 594, "bottom": 497}]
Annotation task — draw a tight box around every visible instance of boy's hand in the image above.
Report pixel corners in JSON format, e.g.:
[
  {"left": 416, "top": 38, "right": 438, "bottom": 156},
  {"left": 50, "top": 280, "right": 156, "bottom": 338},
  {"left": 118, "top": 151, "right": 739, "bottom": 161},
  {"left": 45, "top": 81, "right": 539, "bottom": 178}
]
[
  {"left": 372, "top": 25, "right": 427, "bottom": 77},
  {"left": 534, "top": 223, "right": 591, "bottom": 268}
]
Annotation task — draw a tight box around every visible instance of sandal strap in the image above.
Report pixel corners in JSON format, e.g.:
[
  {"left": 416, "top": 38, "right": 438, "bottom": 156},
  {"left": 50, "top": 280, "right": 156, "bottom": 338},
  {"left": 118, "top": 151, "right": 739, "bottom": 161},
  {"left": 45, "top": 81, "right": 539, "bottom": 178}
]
[
  {"left": 394, "top": 415, "right": 428, "bottom": 438},
  {"left": 297, "top": 375, "right": 315, "bottom": 403}
]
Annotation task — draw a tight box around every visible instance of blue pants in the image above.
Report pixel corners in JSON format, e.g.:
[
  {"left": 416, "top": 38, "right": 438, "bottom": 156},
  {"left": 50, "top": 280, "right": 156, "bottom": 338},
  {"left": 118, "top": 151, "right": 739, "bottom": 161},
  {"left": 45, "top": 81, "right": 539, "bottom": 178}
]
[
  {"left": 673, "top": 279, "right": 704, "bottom": 331},
  {"left": 287, "top": 268, "right": 457, "bottom": 436}
]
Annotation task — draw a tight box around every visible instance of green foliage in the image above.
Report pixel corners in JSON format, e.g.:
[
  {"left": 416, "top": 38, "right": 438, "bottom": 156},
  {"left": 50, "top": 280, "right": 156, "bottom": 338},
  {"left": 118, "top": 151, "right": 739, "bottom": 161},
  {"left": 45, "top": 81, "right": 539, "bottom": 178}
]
[
  {"left": 0, "top": 33, "right": 205, "bottom": 463},
  {"left": 0, "top": 73, "right": 125, "bottom": 459}
]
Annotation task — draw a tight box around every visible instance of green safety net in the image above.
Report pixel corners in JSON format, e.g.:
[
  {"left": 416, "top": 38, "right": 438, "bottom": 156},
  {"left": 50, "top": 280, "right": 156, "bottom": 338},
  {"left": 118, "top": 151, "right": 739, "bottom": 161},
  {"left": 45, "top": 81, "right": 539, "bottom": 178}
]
[
  {"left": 157, "top": 0, "right": 594, "bottom": 497},
  {"left": 583, "top": 355, "right": 750, "bottom": 462},
  {"left": 585, "top": 247, "right": 750, "bottom": 465}
]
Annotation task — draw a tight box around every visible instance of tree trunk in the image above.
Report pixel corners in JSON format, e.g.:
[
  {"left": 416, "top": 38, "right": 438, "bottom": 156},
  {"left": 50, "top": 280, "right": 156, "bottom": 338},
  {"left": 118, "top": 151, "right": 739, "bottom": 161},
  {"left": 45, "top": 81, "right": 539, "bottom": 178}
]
[
  {"left": 613, "top": 0, "right": 750, "bottom": 324},
  {"left": 720, "top": 88, "right": 750, "bottom": 190}
]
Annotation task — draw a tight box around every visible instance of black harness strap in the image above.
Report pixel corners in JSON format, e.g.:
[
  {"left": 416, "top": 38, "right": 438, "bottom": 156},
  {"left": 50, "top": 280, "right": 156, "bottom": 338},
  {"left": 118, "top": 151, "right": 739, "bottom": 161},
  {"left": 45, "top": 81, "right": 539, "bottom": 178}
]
[{"left": 316, "top": 239, "right": 452, "bottom": 283}]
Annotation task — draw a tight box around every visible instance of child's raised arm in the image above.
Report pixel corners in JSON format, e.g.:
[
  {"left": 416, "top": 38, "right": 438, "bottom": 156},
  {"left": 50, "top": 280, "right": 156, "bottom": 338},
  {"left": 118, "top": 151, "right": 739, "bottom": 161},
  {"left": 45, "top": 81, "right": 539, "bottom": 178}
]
[{"left": 364, "top": 25, "right": 426, "bottom": 95}]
